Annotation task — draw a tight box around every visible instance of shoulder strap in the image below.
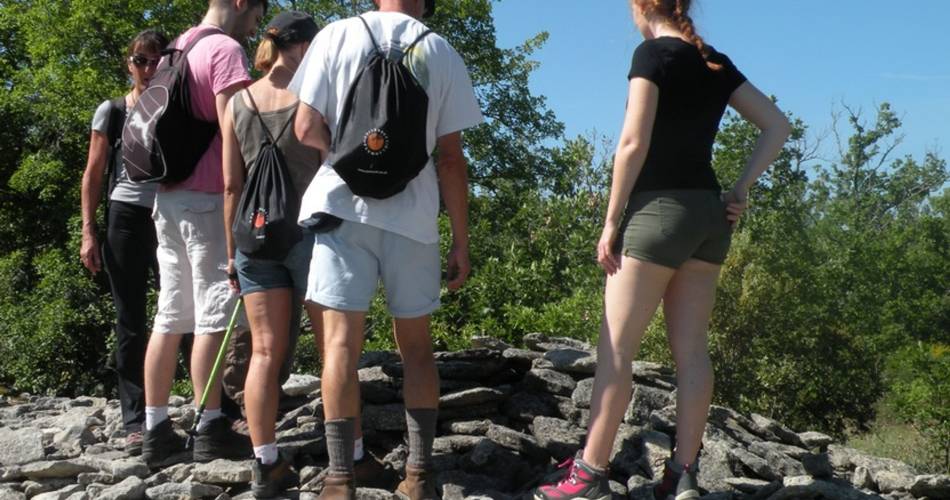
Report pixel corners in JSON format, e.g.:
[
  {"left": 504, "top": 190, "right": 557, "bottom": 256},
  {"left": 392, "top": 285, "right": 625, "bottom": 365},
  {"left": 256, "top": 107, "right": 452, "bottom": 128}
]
[
  {"left": 105, "top": 97, "right": 127, "bottom": 147},
  {"left": 400, "top": 29, "right": 433, "bottom": 63},
  {"left": 166, "top": 26, "right": 222, "bottom": 59},
  {"left": 357, "top": 16, "right": 382, "bottom": 55},
  {"left": 243, "top": 90, "right": 298, "bottom": 145}
]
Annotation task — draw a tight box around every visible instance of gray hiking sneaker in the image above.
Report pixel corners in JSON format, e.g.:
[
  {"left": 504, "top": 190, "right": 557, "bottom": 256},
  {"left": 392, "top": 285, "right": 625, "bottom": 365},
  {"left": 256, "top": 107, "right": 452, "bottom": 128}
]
[
  {"left": 653, "top": 459, "right": 700, "bottom": 500},
  {"left": 251, "top": 454, "right": 299, "bottom": 499},
  {"left": 142, "top": 419, "right": 187, "bottom": 467},
  {"left": 193, "top": 416, "right": 253, "bottom": 462}
]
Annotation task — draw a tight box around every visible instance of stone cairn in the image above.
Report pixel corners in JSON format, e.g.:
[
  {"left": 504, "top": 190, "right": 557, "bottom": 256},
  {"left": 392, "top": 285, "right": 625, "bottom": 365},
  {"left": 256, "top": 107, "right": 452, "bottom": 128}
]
[{"left": 1, "top": 333, "right": 948, "bottom": 500}]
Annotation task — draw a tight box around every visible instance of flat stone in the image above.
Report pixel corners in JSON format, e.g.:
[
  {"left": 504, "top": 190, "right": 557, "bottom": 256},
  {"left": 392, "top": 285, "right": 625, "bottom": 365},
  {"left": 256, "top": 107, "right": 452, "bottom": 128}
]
[
  {"left": 639, "top": 429, "right": 672, "bottom": 480},
  {"left": 724, "top": 477, "right": 772, "bottom": 494},
  {"left": 281, "top": 374, "right": 320, "bottom": 397},
  {"left": 766, "top": 475, "right": 876, "bottom": 500},
  {"left": 748, "top": 441, "right": 805, "bottom": 478},
  {"left": 23, "top": 479, "right": 75, "bottom": 497},
  {"left": 470, "top": 337, "right": 512, "bottom": 351},
  {"left": 485, "top": 424, "right": 548, "bottom": 461},
  {"left": 78, "top": 472, "right": 115, "bottom": 485},
  {"left": 543, "top": 349, "right": 596, "bottom": 375},
  {"left": 570, "top": 378, "right": 594, "bottom": 408},
  {"left": 191, "top": 460, "right": 254, "bottom": 484},
  {"left": 502, "top": 391, "right": 560, "bottom": 422},
  {"left": 501, "top": 348, "right": 542, "bottom": 362},
  {"left": 0, "top": 427, "right": 44, "bottom": 466},
  {"left": 531, "top": 416, "right": 584, "bottom": 460},
  {"left": 648, "top": 406, "right": 677, "bottom": 435},
  {"left": 910, "top": 474, "right": 950, "bottom": 498},
  {"left": 0, "top": 465, "right": 24, "bottom": 481},
  {"left": 32, "top": 484, "right": 84, "bottom": 500},
  {"left": 433, "top": 435, "right": 483, "bottom": 454},
  {"left": 144, "top": 482, "right": 224, "bottom": 499},
  {"left": 97, "top": 476, "right": 146, "bottom": 500},
  {"left": 523, "top": 369, "right": 576, "bottom": 396},
  {"left": 797, "top": 430, "right": 834, "bottom": 449},
  {"left": 358, "top": 367, "right": 399, "bottom": 404},
  {"left": 353, "top": 488, "right": 393, "bottom": 500},
  {"left": 523, "top": 333, "right": 590, "bottom": 352},
  {"left": 441, "top": 419, "right": 493, "bottom": 435},
  {"left": 439, "top": 388, "right": 505, "bottom": 408},
  {"left": 749, "top": 413, "right": 802, "bottom": 446},
  {"left": 438, "top": 402, "right": 502, "bottom": 423},
  {"left": 167, "top": 396, "right": 187, "bottom": 407},
  {"left": 21, "top": 460, "right": 98, "bottom": 479},
  {"left": 729, "top": 446, "right": 776, "bottom": 480},
  {"left": 697, "top": 437, "right": 738, "bottom": 493},
  {"left": 609, "top": 424, "right": 643, "bottom": 477},
  {"left": 873, "top": 469, "right": 915, "bottom": 494}
]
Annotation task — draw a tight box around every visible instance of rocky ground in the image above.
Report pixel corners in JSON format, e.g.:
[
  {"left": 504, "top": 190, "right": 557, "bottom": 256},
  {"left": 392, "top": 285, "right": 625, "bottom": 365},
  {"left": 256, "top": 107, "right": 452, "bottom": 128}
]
[{"left": 1, "top": 333, "right": 948, "bottom": 500}]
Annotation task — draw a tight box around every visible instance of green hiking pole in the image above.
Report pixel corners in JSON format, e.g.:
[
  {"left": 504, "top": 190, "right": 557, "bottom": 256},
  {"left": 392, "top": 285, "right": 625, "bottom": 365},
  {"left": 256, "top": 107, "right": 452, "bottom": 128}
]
[{"left": 186, "top": 297, "right": 243, "bottom": 449}]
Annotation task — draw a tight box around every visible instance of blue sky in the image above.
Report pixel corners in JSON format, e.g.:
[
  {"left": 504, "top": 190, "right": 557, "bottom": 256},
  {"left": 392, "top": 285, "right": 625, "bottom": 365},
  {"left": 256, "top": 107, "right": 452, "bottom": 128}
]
[{"left": 492, "top": 1, "right": 949, "bottom": 164}]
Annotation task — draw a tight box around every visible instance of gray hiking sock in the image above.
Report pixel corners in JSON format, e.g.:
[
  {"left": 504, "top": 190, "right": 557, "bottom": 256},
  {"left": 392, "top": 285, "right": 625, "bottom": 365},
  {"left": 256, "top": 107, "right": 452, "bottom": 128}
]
[
  {"left": 405, "top": 408, "right": 438, "bottom": 468},
  {"left": 325, "top": 418, "right": 356, "bottom": 474}
]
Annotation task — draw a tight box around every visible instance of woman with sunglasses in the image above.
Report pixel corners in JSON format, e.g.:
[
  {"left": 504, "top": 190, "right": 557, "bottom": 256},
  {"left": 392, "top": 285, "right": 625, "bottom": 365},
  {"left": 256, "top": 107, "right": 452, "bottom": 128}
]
[
  {"left": 80, "top": 29, "right": 168, "bottom": 456},
  {"left": 532, "top": 1, "right": 792, "bottom": 499},
  {"left": 221, "top": 11, "right": 321, "bottom": 497}
]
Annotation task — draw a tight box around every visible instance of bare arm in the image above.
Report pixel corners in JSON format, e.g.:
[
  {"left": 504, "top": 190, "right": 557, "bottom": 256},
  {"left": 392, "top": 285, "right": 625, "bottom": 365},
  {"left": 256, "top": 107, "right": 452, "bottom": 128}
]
[
  {"left": 597, "top": 77, "right": 659, "bottom": 274},
  {"left": 294, "top": 102, "right": 331, "bottom": 159},
  {"left": 727, "top": 82, "right": 793, "bottom": 197},
  {"left": 221, "top": 98, "right": 243, "bottom": 270},
  {"left": 435, "top": 131, "right": 470, "bottom": 291},
  {"left": 80, "top": 131, "right": 110, "bottom": 274}
]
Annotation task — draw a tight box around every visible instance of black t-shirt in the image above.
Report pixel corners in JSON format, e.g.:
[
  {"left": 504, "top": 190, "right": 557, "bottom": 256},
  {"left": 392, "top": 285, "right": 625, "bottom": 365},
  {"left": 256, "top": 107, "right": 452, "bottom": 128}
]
[{"left": 627, "top": 37, "right": 746, "bottom": 193}]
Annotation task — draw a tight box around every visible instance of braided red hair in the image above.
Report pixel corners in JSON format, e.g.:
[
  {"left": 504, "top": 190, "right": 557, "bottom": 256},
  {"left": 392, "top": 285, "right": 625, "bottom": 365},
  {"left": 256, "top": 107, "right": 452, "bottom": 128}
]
[{"left": 634, "top": 0, "right": 722, "bottom": 71}]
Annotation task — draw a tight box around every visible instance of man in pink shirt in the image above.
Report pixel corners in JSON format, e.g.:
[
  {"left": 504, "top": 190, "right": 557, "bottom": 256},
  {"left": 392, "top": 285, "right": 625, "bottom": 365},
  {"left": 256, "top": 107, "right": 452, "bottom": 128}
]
[{"left": 142, "top": 0, "right": 267, "bottom": 466}]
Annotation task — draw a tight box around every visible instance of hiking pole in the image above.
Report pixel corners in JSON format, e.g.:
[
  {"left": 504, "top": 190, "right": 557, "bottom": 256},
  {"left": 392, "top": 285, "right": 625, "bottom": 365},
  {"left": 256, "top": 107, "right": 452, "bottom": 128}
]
[{"left": 186, "top": 298, "right": 244, "bottom": 449}]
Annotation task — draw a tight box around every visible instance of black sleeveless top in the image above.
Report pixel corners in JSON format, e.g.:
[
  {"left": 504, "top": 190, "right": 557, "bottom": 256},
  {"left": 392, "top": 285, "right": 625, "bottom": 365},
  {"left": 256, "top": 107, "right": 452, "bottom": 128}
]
[{"left": 627, "top": 37, "right": 746, "bottom": 194}]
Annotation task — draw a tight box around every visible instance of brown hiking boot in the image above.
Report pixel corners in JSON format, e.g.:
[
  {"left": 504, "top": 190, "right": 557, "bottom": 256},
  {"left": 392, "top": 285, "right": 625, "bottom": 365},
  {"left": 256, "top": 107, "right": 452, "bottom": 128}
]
[
  {"left": 318, "top": 472, "right": 355, "bottom": 500},
  {"left": 395, "top": 465, "right": 439, "bottom": 500}
]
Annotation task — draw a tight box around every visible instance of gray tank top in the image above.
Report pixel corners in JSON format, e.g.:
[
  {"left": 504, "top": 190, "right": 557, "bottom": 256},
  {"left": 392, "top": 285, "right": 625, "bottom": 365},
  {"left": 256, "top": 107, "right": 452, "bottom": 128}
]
[{"left": 232, "top": 91, "right": 321, "bottom": 199}]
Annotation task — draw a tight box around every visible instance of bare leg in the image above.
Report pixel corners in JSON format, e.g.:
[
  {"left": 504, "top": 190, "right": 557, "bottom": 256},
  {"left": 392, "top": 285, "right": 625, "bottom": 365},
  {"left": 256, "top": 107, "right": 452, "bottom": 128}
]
[
  {"left": 190, "top": 331, "right": 226, "bottom": 411},
  {"left": 664, "top": 258, "right": 720, "bottom": 467},
  {"left": 583, "top": 257, "right": 675, "bottom": 468},
  {"left": 243, "top": 288, "right": 293, "bottom": 447},
  {"left": 144, "top": 333, "right": 184, "bottom": 407},
  {"left": 393, "top": 316, "right": 439, "bottom": 409},
  {"left": 319, "top": 307, "right": 366, "bottom": 420}
]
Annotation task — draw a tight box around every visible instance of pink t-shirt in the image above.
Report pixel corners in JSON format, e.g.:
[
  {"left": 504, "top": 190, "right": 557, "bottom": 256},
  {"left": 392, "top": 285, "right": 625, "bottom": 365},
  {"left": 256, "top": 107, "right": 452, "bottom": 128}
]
[{"left": 165, "top": 25, "right": 251, "bottom": 193}]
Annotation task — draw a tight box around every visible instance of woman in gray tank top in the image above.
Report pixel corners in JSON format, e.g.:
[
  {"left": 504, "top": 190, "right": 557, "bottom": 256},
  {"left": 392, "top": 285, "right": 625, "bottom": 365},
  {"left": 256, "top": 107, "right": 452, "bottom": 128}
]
[{"left": 220, "top": 12, "right": 320, "bottom": 496}]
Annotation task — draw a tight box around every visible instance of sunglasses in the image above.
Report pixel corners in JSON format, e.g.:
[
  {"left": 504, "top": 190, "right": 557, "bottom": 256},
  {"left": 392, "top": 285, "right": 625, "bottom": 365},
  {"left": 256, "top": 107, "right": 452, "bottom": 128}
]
[{"left": 130, "top": 54, "right": 161, "bottom": 68}]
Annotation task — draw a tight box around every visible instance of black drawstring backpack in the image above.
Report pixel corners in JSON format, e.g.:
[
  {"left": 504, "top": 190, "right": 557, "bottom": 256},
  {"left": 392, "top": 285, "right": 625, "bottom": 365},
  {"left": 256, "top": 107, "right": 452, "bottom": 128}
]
[
  {"left": 326, "top": 16, "right": 433, "bottom": 199},
  {"left": 232, "top": 91, "right": 303, "bottom": 260}
]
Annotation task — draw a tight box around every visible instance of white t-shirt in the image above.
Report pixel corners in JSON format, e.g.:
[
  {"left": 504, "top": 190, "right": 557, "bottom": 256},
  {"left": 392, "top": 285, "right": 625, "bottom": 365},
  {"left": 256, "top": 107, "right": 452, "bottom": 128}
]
[{"left": 289, "top": 11, "right": 483, "bottom": 244}]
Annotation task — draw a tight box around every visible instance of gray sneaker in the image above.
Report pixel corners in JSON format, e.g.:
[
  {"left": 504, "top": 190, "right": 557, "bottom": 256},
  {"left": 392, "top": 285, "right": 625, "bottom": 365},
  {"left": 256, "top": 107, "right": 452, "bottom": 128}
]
[
  {"left": 653, "top": 459, "right": 700, "bottom": 500},
  {"left": 252, "top": 454, "right": 299, "bottom": 499},
  {"left": 193, "top": 416, "right": 253, "bottom": 462},
  {"left": 142, "top": 419, "right": 187, "bottom": 467}
]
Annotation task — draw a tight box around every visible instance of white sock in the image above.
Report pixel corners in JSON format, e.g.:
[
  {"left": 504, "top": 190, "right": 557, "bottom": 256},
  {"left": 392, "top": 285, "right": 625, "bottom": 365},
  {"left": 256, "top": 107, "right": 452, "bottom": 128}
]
[
  {"left": 145, "top": 406, "right": 168, "bottom": 431},
  {"left": 353, "top": 437, "right": 365, "bottom": 462},
  {"left": 197, "top": 408, "right": 223, "bottom": 432},
  {"left": 254, "top": 442, "right": 279, "bottom": 465}
]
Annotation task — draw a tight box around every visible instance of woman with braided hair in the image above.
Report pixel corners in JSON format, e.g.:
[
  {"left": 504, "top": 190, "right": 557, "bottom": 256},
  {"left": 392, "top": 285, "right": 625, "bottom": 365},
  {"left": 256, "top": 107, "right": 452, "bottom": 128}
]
[{"left": 532, "top": 1, "right": 791, "bottom": 499}]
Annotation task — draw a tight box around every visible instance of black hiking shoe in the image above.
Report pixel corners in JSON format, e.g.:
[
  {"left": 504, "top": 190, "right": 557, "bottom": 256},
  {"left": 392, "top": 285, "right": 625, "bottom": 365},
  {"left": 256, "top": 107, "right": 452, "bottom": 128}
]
[
  {"left": 653, "top": 459, "right": 700, "bottom": 500},
  {"left": 142, "top": 419, "right": 187, "bottom": 467},
  {"left": 193, "top": 416, "right": 253, "bottom": 462},
  {"left": 252, "top": 454, "right": 299, "bottom": 498}
]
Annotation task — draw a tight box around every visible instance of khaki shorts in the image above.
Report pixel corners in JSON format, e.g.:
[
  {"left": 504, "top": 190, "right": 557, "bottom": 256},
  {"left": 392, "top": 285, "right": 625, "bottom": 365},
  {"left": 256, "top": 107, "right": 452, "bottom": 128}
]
[
  {"left": 616, "top": 189, "right": 732, "bottom": 269},
  {"left": 152, "top": 190, "right": 245, "bottom": 335}
]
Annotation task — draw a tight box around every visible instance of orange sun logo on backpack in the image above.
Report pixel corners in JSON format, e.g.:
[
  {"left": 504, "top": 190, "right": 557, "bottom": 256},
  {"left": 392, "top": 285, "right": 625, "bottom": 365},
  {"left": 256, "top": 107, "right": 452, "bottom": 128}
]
[
  {"left": 253, "top": 209, "right": 267, "bottom": 230},
  {"left": 363, "top": 128, "right": 389, "bottom": 156}
]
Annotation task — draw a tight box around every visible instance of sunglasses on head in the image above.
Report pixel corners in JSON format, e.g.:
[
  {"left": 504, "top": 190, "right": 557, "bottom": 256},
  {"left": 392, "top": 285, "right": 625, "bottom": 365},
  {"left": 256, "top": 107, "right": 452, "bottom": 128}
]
[{"left": 130, "top": 54, "right": 161, "bottom": 68}]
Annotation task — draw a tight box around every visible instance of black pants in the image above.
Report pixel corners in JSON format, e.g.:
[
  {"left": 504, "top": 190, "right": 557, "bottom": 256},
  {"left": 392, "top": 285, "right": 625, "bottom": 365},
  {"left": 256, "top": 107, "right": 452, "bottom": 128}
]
[{"left": 103, "top": 200, "right": 158, "bottom": 433}]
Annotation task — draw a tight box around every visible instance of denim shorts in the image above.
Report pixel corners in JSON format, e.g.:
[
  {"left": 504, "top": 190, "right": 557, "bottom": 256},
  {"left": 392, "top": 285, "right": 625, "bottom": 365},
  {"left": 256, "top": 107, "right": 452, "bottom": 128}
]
[
  {"left": 617, "top": 189, "right": 732, "bottom": 269},
  {"left": 235, "top": 233, "right": 315, "bottom": 296},
  {"left": 306, "top": 220, "right": 440, "bottom": 318}
]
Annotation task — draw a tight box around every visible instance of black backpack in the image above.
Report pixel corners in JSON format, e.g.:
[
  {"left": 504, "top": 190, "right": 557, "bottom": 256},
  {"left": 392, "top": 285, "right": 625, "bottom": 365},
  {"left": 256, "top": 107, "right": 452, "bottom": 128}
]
[
  {"left": 121, "top": 28, "right": 220, "bottom": 184},
  {"left": 232, "top": 91, "right": 303, "bottom": 260},
  {"left": 327, "top": 16, "right": 433, "bottom": 199},
  {"left": 103, "top": 97, "right": 127, "bottom": 202}
]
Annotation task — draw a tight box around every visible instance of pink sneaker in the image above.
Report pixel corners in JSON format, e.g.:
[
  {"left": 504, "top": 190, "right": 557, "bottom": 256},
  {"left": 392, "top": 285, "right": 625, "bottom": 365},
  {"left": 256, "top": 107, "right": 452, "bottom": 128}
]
[{"left": 532, "top": 455, "right": 610, "bottom": 500}]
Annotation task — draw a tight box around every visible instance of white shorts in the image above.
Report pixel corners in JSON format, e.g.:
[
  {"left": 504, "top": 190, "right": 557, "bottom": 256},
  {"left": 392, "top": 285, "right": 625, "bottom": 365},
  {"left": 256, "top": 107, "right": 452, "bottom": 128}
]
[
  {"left": 307, "top": 220, "right": 440, "bottom": 318},
  {"left": 152, "top": 190, "right": 244, "bottom": 335}
]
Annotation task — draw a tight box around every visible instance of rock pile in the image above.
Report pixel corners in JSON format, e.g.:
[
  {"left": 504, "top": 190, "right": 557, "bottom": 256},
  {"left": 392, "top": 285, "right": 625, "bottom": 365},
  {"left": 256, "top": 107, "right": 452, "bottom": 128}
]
[{"left": 1, "top": 333, "right": 947, "bottom": 499}]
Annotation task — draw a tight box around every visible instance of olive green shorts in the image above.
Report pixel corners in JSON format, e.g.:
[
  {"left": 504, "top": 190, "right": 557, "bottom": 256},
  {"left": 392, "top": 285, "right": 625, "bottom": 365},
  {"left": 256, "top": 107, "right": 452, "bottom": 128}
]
[{"left": 615, "top": 190, "right": 732, "bottom": 269}]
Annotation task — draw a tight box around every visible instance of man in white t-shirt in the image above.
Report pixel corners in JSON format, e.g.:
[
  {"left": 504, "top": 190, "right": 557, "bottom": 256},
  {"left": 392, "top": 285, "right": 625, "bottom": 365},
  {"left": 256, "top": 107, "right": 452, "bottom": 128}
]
[{"left": 290, "top": 0, "right": 482, "bottom": 498}]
